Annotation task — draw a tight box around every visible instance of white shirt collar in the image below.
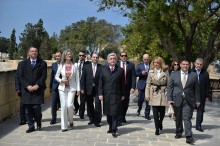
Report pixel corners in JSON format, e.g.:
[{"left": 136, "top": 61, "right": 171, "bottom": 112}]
[{"left": 181, "top": 70, "right": 188, "bottom": 74}]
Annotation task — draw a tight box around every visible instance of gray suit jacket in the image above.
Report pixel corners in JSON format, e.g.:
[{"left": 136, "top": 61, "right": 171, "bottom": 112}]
[{"left": 167, "top": 70, "right": 200, "bottom": 107}]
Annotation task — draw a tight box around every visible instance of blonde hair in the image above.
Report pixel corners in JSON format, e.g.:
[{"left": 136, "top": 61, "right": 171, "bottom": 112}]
[
  {"left": 60, "top": 49, "right": 74, "bottom": 65},
  {"left": 150, "top": 56, "right": 168, "bottom": 71}
]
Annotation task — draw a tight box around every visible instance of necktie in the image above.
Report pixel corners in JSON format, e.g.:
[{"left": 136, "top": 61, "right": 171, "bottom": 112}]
[
  {"left": 31, "top": 60, "right": 35, "bottom": 67},
  {"left": 111, "top": 67, "right": 114, "bottom": 73},
  {"left": 92, "top": 64, "right": 96, "bottom": 77},
  {"left": 182, "top": 72, "right": 186, "bottom": 88},
  {"left": 122, "top": 62, "right": 126, "bottom": 84},
  {"left": 79, "top": 62, "right": 82, "bottom": 78},
  {"left": 197, "top": 70, "right": 200, "bottom": 82}
]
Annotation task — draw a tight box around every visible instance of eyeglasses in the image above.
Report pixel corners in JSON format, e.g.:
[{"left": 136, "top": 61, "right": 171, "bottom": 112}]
[
  {"left": 79, "top": 55, "right": 85, "bottom": 57},
  {"left": 121, "top": 55, "right": 127, "bottom": 57},
  {"left": 174, "top": 64, "right": 179, "bottom": 66}
]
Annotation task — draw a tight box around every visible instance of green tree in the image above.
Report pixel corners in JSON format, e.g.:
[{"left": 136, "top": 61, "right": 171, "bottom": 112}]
[
  {"left": 19, "top": 19, "right": 49, "bottom": 59},
  {"left": 8, "top": 28, "right": 17, "bottom": 60},
  {"left": 94, "top": 0, "right": 220, "bottom": 69},
  {"left": 50, "top": 33, "right": 59, "bottom": 54},
  {"left": 59, "top": 17, "right": 122, "bottom": 58},
  {"left": 99, "top": 43, "right": 120, "bottom": 59},
  {"left": 0, "top": 37, "right": 10, "bottom": 61}
]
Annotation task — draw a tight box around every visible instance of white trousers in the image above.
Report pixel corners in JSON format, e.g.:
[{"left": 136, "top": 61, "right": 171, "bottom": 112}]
[{"left": 59, "top": 88, "right": 76, "bottom": 130}]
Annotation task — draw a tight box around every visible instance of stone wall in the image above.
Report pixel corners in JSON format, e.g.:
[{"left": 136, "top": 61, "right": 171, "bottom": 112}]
[{"left": 0, "top": 66, "right": 52, "bottom": 123}]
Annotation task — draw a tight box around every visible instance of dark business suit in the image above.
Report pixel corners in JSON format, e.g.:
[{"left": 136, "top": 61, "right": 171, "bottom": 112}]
[
  {"left": 77, "top": 61, "right": 90, "bottom": 118},
  {"left": 50, "top": 62, "right": 60, "bottom": 122},
  {"left": 19, "top": 58, "right": 47, "bottom": 129},
  {"left": 81, "top": 62, "right": 102, "bottom": 125},
  {"left": 192, "top": 68, "right": 210, "bottom": 129},
  {"left": 117, "top": 61, "right": 136, "bottom": 123},
  {"left": 98, "top": 65, "right": 125, "bottom": 132},
  {"left": 167, "top": 70, "right": 200, "bottom": 137},
  {"left": 15, "top": 61, "right": 26, "bottom": 123},
  {"left": 136, "top": 62, "right": 151, "bottom": 118}
]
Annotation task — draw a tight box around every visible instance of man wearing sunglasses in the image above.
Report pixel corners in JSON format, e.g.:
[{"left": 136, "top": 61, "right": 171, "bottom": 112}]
[
  {"left": 117, "top": 51, "right": 136, "bottom": 126},
  {"left": 74, "top": 50, "right": 89, "bottom": 119}
]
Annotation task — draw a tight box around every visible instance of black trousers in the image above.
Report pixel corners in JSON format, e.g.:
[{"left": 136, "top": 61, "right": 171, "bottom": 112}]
[
  {"left": 86, "top": 87, "right": 102, "bottom": 124},
  {"left": 174, "top": 98, "right": 194, "bottom": 137},
  {"left": 137, "top": 89, "right": 151, "bottom": 117},
  {"left": 74, "top": 94, "right": 80, "bottom": 112},
  {"left": 94, "top": 95, "right": 102, "bottom": 124},
  {"left": 79, "top": 92, "right": 86, "bottom": 117},
  {"left": 25, "top": 104, "right": 42, "bottom": 129},
  {"left": 19, "top": 94, "right": 26, "bottom": 122},
  {"left": 119, "top": 88, "right": 130, "bottom": 122},
  {"left": 196, "top": 101, "right": 205, "bottom": 128},
  {"left": 86, "top": 95, "right": 95, "bottom": 123},
  {"left": 107, "top": 115, "right": 118, "bottom": 132},
  {"left": 51, "top": 88, "right": 59, "bottom": 121},
  {"left": 152, "top": 106, "right": 165, "bottom": 131}
]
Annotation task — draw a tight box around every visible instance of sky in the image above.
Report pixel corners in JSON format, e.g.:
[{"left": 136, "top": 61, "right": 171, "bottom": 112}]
[{"left": 0, "top": 0, "right": 129, "bottom": 42}]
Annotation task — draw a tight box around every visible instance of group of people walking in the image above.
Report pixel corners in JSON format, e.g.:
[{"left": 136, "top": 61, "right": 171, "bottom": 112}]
[{"left": 15, "top": 46, "right": 210, "bottom": 144}]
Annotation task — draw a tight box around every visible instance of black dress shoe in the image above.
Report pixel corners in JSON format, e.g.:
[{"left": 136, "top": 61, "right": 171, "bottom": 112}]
[
  {"left": 50, "top": 120, "right": 56, "bottom": 125},
  {"left": 136, "top": 111, "right": 140, "bottom": 116},
  {"left": 107, "top": 130, "right": 112, "bottom": 133},
  {"left": 186, "top": 136, "right": 194, "bottom": 144},
  {"left": 118, "top": 122, "right": 122, "bottom": 126},
  {"left": 145, "top": 116, "right": 151, "bottom": 120},
  {"left": 155, "top": 130, "right": 159, "bottom": 135},
  {"left": 175, "top": 135, "right": 182, "bottom": 139},
  {"left": 88, "top": 121, "right": 94, "bottom": 125},
  {"left": 37, "top": 124, "right": 41, "bottom": 130},
  {"left": 159, "top": 122, "right": 163, "bottom": 130},
  {"left": 94, "top": 123, "right": 101, "bottom": 127},
  {"left": 19, "top": 120, "right": 27, "bottom": 125},
  {"left": 122, "top": 119, "right": 127, "bottom": 123},
  {"left": 196, "top": 127, "right": 204, "bottom": 132},
  {"left": 74, "top": 109, "right": 78, "bottom": 115},
  {"left": 70, "top": 122, "right": 73, "bottom": 127},
  {"left": 26, "top": 127, "right": 35, "bottom": 133},
  {"left": 80, "top": 116, "right": 84, "bottom": 119},
  {"left": 62, "top": 129, "right": 68, "bottom": 132},
  {"left": 112, "top": 132, "right": 117, "bottom": 138}
]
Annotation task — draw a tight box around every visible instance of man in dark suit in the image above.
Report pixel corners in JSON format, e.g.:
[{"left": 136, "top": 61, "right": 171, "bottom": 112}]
[
  {"left": 192, "top": 58, "right": 210, "bottom": 132},
  {"left": 19, "top": 47, "right": 47, "bottom": 133},
  {"left": 49, "top": 51, "right": 62, "bottom": 125},
  {"left": 136, "top": 54, "right": 151, "bottom": 120},
  {"left": 74, "top": 50, "right": 89, "bottom": 119},
  {"left": 81, "top": 52, "right": 102, "bottom": 127},
  {"left": 98, "top": 53, "right": 125, "bottom": 138},
  {"left": 15, "top": 60, "right": 27, "bottom": 125},
  {"left": 117, "top": 51, "right": 136, "bottom": 125},
  {"left": 167, "top": 59, "right": 200, "bottom": 144}
]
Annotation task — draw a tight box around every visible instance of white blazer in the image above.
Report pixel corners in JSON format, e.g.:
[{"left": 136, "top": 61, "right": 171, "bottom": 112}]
[{"left": 55, "top": 63, "right": 80, "bottom": 92}]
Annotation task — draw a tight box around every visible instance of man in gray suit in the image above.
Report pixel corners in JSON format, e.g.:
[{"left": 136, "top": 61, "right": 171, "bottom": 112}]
[{"left": 167, "top": 59, "right": 200, "bottom": 144}]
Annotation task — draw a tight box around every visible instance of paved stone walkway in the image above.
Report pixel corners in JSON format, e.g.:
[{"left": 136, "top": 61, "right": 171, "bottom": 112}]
[{"left": 0, "top": 95, "right": 219, "bottom": 146}]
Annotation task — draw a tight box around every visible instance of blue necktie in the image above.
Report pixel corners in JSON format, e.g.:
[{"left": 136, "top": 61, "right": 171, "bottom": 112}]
[{"left": 31, "top": 60, "right": 35, "bottom": 67}]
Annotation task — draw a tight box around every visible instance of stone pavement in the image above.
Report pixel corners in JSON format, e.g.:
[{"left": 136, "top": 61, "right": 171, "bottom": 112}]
[{"left": 0, "top": 95, "right": 220, "bottom": 146}]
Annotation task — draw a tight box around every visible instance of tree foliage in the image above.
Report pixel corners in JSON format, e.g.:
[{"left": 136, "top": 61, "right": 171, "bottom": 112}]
[
  {"left": 0, "top": 37, "right": 10, "bottom": 54},
  {"left": 8, "top": 29, "right": 17, "bottom": 59},
  {"left": 19, "top": 19, "right": 51, "bottom": 59},
  {"left": 93, "top": 0, "right": 220, "bottom": 68},
  {"left": 59, "top": 16, "right": 122, "bottom": 59}
]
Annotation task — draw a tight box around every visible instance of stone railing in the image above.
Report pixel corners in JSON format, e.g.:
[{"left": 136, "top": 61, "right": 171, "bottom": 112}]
[{"left": 0, "top": 62, "right": 53, "bottom": 123}]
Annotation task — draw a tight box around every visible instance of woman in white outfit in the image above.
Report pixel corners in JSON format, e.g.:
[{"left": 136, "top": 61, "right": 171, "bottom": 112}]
[{"left": 55, "top": 49, "right": 80, "bottom": 132}]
